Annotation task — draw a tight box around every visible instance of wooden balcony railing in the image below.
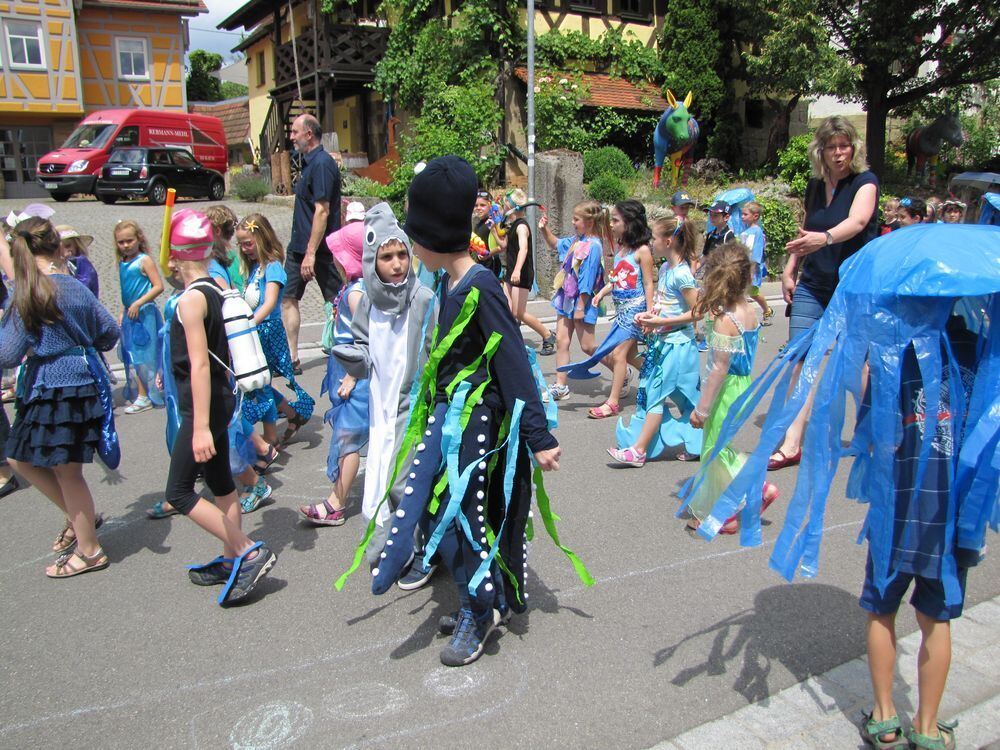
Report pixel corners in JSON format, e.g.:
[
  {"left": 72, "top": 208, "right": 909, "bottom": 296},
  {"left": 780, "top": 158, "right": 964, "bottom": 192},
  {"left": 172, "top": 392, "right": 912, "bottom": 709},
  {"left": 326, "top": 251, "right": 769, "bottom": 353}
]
[{"left": 274, "top": 24, "right": 390, "bottom": 89}]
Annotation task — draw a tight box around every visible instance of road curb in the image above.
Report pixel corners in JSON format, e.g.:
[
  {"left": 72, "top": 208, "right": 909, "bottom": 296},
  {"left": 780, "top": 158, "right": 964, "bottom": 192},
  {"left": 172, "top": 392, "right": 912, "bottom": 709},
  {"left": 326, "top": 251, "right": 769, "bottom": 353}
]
[{"left": 650, "top": 595, "right": 1000, "bottom": 749}]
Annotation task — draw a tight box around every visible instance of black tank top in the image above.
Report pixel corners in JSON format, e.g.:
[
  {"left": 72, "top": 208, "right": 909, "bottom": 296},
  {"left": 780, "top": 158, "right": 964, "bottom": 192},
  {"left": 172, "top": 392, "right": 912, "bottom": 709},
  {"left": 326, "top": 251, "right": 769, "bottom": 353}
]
[
  {"left": 170, "top": 277, "right": 235, "bottom": 415},
  {"left": 504, "top": 217, "right": 533, "bottom": 275}
]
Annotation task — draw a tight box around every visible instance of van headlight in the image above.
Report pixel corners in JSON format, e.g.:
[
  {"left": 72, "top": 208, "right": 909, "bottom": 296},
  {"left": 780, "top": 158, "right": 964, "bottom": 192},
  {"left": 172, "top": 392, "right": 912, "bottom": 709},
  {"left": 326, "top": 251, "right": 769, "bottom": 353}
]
[{"left": 68, "top": 159, "right": 90, "bottom": 173}]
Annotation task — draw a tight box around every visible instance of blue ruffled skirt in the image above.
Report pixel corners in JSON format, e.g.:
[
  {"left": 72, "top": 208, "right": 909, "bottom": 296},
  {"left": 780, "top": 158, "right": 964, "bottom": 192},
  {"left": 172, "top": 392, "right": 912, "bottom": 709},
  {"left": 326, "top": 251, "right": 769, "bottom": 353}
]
[
  {"left": 7, "top": 383, "right": 102, "bottom": 466},
  {"left": 322, "top": 356, "right": 370, "bottom": 483},
  {"left": 616, "top": 337, "right": 702, "bottom": 457}
]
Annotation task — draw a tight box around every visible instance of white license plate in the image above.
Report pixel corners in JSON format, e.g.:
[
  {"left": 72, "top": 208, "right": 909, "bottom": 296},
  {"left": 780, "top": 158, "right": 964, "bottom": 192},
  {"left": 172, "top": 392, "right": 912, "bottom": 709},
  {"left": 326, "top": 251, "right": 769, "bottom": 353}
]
[
  {"left": 111, "top": 169, "right": 130, "bottom": 176},
  {"left": 43, "top": 182, "right": 57, "bottom": 189}
]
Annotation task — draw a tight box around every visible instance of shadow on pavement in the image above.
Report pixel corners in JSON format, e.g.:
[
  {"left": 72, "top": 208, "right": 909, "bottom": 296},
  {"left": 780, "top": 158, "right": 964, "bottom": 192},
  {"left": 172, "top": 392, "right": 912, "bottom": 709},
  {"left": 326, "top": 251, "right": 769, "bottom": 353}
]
[
  {"left": 655, "top": 583, "right": 866, "bottom": 703},
  {"left": 110, "top": 490, "right": 174, "bottom": 560}
]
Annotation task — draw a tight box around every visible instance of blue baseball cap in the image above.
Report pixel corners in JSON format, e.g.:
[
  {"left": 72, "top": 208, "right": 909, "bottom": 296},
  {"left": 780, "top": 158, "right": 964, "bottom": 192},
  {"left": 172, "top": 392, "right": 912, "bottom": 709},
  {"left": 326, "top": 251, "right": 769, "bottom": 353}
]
[
  {"left": 671, "top": 190, "right": 695, "bottom": 207},
  {"left": 706, "top": 200, "right": 731, "bottom": 214}
]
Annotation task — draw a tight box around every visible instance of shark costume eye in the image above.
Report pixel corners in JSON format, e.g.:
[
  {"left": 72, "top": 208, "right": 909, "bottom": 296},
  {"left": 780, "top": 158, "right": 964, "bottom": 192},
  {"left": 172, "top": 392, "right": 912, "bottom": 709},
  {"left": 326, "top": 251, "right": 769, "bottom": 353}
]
[{"left": 366, "top": 229, "right": 377, "bottom": 246}]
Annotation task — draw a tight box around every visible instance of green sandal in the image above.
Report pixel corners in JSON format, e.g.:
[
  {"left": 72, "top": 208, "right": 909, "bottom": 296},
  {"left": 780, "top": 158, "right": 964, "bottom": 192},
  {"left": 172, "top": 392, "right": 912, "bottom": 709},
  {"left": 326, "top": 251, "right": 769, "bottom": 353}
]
[
  {"left": 860, "top": 712, "right": 909, "bottom": 749},
  {"left": 908, "top": 719, "right": 957, "bottom": 750}
]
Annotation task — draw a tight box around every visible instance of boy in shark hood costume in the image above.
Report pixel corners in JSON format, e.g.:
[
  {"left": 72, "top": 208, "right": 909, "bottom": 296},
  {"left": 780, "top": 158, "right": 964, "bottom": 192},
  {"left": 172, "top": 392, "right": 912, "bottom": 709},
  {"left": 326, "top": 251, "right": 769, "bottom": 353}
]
[{"left": 333, "top": 203, "right": 438, "bottom": 566}]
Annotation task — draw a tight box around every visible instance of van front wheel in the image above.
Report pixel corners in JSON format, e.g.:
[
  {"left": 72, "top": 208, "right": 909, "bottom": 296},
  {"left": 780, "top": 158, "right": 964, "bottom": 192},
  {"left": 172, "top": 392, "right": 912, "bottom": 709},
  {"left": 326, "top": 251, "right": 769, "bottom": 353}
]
[
  {"left": 209, "top": 178, "right": 225, "bottom": 201},
  {"left": 148, "top": 181, "right": 167, "bottom": 206}
]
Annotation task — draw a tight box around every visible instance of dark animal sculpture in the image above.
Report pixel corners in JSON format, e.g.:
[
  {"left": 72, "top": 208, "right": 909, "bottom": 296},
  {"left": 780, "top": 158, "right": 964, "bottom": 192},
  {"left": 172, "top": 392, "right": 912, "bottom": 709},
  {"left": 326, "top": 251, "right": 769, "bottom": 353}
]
[{"left": 906, "top": 111, "right": 964, "bottom": 187}]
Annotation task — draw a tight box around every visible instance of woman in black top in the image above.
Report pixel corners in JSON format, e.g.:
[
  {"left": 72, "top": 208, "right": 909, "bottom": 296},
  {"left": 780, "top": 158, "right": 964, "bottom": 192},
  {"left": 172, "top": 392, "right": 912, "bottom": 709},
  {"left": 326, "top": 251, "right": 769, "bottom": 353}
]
[{"left": 769, "top": 116, "right": 879, "bottom": 471}]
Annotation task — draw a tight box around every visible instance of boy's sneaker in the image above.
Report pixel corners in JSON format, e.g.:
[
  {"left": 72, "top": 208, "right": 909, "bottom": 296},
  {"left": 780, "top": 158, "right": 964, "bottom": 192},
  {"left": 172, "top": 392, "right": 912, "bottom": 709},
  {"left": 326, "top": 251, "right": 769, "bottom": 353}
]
[
  {"left": 620, "top": 366, "right": 635, "bottom": 398},
  {"left": 187, "top": 556, "right": 233, "bottom": 586},
  {"left": 540, "top": 332, "right": 556, "bottom": 356},
  {"left": 546, "top": 383, "right": 570, "bottom": 402},
  {"left": 440, "top": 606, "right": 511, "bottom": 635},
  {"left": 124, "top": 396, "right": 152, "bottom": 414},
  {"left": 607, "top": 446, "right": 646, "bottom": 467},
  {"left": 439, "top": 608, "right": 501, "bottom": 667},
  {"left": 696, "top": 338, "right": 709, "bottom": 353},
  {"left": 397, "top": 553, "right": 437, "bottom": 591},
  {"left": 240, "top": 477, "right": 273, "bottom": 514},
  {"left": 219, "top": 543, "right": 276, "bottom": 606}
]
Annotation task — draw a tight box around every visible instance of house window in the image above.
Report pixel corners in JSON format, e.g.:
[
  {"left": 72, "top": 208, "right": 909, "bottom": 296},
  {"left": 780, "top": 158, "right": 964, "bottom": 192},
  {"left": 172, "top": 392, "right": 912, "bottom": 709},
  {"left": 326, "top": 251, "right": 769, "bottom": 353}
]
[
  {"left": 5, "top": 21, "right": 45, "bottom": 69},
  {"left": 116, "top": 38, "right": 149, "bottom": 80},
  {"left": 568, "top": 0, "right": 603, "bottom": 13},
  {"left": 615, "top": 0, "right": 652, "bottom": 21},
  {"left": 256, "top": 51, "right": 265, "bottom": 87}
]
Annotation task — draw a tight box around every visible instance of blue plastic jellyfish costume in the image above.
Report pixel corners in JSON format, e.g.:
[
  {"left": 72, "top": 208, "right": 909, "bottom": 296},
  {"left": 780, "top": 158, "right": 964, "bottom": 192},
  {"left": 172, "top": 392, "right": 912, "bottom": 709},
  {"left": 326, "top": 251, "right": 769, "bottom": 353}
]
[
  {"left": 712, "top": 187, "right": 756, "bottom": 235},
  {"left": 679, "top": 224, "right": 1000, "bottom": 607},
  {"left": 118, "top": 254, "right": 164, "bottom": 406}
]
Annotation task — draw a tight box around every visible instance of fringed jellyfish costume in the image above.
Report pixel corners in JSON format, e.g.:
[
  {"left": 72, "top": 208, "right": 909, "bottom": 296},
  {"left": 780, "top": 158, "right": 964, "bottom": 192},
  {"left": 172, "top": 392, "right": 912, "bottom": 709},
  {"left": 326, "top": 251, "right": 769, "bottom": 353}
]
[
  {"left": 160, "top": 290, "right": 256, "bottom": 475},
  {"left": 616, "top": 261, "right": 702, "bottom": 457},
  {"left": 551, "top": 235, "right": 605, "bottom": 325},
  {"left": 679, "top": 224, "right": 1000, "bottom": 610},
  {"left": 240, "top": 260, "right": 314, "bottom": 425},
  {"left": 560, "top": 247, "right": 647, "bottom": 379},
  {"left": 118, "top": 254, "right": 164, "bottom": 406},
  {"left": 322, "top": 279, "right": 369, "bottom": 483},
  {"left": 335, "top": 264, "right": 592, "bottom": 620},
  {"left": 681, "top": 311, "right": 760, "bottom": 527}
]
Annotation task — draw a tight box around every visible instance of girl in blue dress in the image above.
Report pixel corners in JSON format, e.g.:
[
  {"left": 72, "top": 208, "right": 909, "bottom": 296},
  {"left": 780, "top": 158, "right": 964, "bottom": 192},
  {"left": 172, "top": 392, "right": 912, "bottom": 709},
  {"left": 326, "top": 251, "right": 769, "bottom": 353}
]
[
  {"left": 0, "top": 218, "right": 119, "bottom": 577},
  {"left": 115, "top": 220, "right": 164, "bottom": 414},
  {"left": 539, "top": 199, "right": 610, "bottom": 402},
  {"left": 561, "top": 200, "right": 655, "bottom": 419},
  {"left": 235, "top": 214, "right": 314, "bottom": 458},
  {"left": 299, "top": 230, "right": 368, "bottom": 526},
  {"left": 609, "top": 214, "right": 703, "bottom": 466}
]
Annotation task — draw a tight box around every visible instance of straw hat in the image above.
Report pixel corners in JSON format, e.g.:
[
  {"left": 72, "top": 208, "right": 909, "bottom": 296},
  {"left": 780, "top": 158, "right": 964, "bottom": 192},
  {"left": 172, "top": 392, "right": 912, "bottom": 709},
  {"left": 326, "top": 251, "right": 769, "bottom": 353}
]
[{"left": 55, "top": 225, "right": 94, "bottom": 248}]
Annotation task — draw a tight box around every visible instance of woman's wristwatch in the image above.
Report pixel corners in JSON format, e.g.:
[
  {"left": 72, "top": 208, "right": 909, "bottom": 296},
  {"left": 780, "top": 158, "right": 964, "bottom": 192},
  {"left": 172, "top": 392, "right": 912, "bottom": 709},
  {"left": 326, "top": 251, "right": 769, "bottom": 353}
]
[{"left": 824, "top": 230, "right": 834, "bottom": 245}]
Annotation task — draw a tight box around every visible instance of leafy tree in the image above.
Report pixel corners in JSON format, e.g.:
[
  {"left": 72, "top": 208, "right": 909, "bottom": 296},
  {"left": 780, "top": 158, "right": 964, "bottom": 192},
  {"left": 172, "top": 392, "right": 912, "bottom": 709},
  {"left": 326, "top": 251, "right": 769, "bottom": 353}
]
[
  {"left": 186, "top": 49, "right": 223, "bottom": 102},
  {"left": 220, "top": 81, "right": 249, "bottom": 99},
  {"left": 744, "top": 0, "right": 844, "bottom": 164},
  {"left": 816, "top": 0, "right": 1000, "bottom": 177},
  {"left": 659, "top": 0, "right": 725, "bottom": 119}
]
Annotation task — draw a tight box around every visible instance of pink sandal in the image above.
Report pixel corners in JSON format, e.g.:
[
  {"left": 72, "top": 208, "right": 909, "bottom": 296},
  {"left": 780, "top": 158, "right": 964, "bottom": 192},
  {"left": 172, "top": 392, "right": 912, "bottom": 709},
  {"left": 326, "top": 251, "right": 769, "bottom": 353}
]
[
  {"left": 588, "top": 402, "right": 621, "bottom": 419},
  {"left": 298, "top": 499, "right": 346, "bottom": 527}
]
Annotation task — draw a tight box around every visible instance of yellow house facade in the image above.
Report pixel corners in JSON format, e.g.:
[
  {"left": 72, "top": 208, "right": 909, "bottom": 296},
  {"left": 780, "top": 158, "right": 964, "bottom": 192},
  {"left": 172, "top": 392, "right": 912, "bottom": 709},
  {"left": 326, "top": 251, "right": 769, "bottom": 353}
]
[{"left": 0, "top": 0, "right": 204, "bottom": 198}]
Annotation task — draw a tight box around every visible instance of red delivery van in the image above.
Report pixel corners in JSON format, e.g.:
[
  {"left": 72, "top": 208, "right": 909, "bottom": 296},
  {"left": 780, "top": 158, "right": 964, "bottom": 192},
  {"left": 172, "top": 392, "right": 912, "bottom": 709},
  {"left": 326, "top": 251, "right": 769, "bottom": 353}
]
[{"left": 36, "top": 109, "right": 227, "bottom": 201}]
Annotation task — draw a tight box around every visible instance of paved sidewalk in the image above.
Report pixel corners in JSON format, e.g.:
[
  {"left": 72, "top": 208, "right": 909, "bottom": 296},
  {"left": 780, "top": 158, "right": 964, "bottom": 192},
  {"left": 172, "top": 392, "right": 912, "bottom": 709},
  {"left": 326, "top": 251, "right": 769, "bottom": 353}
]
[{"left": 653, "top": 596, "right": 1000, "bottom": 749}]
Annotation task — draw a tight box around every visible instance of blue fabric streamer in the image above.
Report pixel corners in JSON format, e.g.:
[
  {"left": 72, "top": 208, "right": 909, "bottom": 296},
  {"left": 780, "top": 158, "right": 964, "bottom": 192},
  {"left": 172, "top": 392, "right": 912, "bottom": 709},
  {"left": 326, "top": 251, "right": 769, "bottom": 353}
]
[{"left": 525, "top": 346, "right": 557, "bottom": 429}]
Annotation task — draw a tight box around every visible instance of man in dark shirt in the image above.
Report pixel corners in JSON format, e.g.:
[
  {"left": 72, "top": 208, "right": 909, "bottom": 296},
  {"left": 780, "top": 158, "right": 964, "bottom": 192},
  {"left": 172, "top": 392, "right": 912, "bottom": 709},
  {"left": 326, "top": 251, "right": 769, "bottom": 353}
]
[{"left": 283, "top": 114, "right": 342, "bottom": 369}]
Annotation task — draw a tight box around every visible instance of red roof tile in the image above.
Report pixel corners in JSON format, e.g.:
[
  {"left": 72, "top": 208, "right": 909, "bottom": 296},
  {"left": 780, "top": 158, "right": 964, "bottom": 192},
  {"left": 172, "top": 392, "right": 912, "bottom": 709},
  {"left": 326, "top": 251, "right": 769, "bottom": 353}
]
[
  {"left": 514, "top": 68, "right": 667, "bottom": 112},
  {"left": 189, "top": 98, "right": 250, "bottom": 145},
  {"left": 81, "top": 0, "right": 207, "bottom": 14}
]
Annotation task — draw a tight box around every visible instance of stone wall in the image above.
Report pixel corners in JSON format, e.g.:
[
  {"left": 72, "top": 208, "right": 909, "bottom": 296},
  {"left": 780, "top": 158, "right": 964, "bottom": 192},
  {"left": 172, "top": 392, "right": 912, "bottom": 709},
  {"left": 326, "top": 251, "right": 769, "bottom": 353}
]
[{"left": 533, "top": 149, "right": 585, "bottom": 296}]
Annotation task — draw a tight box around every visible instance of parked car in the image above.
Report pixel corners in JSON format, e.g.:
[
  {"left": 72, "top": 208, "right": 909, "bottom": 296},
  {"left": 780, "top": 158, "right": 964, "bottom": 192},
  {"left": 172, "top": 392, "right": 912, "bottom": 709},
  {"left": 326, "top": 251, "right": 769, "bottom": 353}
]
[
  {"left": 37, "top": 108, "right": 227, "bottom": 201},
  {"left": 95, "top": 147, "right": 226, "bottom": 205}
]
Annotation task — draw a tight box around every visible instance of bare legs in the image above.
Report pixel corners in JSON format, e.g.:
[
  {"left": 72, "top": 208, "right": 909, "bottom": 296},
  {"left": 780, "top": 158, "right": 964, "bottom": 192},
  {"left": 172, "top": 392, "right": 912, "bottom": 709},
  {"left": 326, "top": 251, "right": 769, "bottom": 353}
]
[
  {"left": 554, "top": 315, "right": 596, "bottom": 388},
  {"left": 865, "top": 610, "right": 953, "bottom": 742},
  {"left": 186, "top": 492, "right": 255, "bottom": 560},
  {"left": 281, "top": 297, "right": 301, "bottom": 364},
  {"left": 605, "top": 340, "right": 636, "bottom": 408},
  {"left": 505, "top": 284, "right": 553, "bottom": 344}
]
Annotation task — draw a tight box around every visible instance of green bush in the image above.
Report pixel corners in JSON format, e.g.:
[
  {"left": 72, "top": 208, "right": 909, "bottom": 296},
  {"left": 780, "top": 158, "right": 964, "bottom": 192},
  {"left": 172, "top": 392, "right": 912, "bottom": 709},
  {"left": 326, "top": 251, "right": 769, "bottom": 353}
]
[
  {"left": 777, "top": 134, "right": 812, "bottom": 197},
  {"left": 342, "top": 174, "right": 388, "bottom": 200},
  {"left": 757, "top": 196, "right": 798, "bottom": 274},
  {"left": 230, "top": 173, "right": 270, "bottom": 202},
  {"left": 583, "top": 146, "right": 634, "bottom": 182},
  {"left": 588, "top": 173, "right": 629, "bottom": 204}
]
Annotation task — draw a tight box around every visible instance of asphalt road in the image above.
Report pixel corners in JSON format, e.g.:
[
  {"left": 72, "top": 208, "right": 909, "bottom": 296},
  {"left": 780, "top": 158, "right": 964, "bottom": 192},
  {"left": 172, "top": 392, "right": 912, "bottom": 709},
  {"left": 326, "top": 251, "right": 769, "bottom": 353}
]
[{"left": 2, "top": 303, "right": 997, "bottom": 749}]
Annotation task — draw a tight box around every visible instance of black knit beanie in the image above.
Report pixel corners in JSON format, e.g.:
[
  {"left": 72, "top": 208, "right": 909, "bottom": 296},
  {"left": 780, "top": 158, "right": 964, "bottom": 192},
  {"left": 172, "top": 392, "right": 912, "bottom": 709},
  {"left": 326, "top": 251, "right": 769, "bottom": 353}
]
[{"left": 403, "top": 155, "right": 477, "bottom": 253}]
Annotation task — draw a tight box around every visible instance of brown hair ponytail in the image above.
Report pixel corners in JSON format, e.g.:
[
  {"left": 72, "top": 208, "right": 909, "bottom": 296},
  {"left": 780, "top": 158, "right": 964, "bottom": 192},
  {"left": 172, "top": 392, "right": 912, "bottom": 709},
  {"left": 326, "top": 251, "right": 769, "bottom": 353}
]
[
  {"left": 8, "top": 218, "right": 63, "bottom": 336},
  {"left": 651, "top": 214, "right": 698, "bottom": 267},
  {"left": 692, "top": 241, "right": 751, "bottom": 320}
]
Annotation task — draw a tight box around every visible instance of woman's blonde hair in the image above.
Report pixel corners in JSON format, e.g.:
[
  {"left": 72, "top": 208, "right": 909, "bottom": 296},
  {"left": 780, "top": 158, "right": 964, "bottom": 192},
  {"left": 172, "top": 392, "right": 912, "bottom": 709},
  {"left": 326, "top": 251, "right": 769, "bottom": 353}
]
[
  {"left": 651, "top": 214, "right": 698, "bottom": 267},
  {"left": 113, "top": 219, "right": 151, "bottom": 261},
  {"left": 236, "top": 213, "right": 284, "bottom": 277},
  {"left": 205, "top": 204, "right": 237, "bottom": 266},
  {"left": 5, "top": 218, "right": 63, "bottom": 336},
  {"left": 808, "top": 116, "right": 869, "bottom": 179},
  {"left": 693, "top": 241, "right": 751, "bottom": 320}
]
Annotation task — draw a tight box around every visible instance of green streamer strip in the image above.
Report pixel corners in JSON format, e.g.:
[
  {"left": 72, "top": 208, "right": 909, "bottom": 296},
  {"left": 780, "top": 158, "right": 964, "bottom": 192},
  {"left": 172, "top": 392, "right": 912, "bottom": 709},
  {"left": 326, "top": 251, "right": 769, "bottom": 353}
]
[
  {"left": 334, "top": 290, "right": 482, "bottom": 590},
  {"left": 532, "top": 466, "right": 595, "bottom": 587}
]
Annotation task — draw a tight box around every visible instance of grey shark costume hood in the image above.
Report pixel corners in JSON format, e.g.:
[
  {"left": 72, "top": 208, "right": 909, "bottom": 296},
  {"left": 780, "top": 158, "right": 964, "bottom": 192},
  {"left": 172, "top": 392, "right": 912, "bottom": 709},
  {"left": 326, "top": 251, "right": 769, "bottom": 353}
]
[{"left": 362, "top": 202, "right": 418, "bottom": 316}]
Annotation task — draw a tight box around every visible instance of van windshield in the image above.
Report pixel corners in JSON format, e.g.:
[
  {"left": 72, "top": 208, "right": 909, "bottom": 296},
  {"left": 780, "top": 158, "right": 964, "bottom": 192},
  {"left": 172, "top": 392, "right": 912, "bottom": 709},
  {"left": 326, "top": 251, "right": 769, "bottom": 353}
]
[{"left": 62, "top": 123, "right": 116, "bottom": 150}]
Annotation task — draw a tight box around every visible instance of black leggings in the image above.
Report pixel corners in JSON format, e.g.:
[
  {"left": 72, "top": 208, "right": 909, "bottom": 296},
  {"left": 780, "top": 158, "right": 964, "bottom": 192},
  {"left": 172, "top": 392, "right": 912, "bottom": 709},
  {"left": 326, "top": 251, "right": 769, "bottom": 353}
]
[{"left": 165, "top": 406, "right": 236, "bottom": 515}]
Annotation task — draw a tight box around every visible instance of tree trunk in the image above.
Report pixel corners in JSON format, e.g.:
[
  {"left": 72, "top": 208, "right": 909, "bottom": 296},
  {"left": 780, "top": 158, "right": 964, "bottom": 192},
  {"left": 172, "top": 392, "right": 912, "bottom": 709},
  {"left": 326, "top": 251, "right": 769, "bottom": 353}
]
[
  {"left": 763, "top": 95, "right": 799, "bottom": 166},
  {"left": 865, "top": 94, "right": 889, "bottom": 180}
]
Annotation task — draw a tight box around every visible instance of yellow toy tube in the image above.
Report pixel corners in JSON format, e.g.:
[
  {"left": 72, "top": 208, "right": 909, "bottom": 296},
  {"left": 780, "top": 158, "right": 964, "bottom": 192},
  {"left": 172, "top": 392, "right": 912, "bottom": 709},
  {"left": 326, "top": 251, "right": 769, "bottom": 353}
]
[{"left": 158, "top": 188, "right": 177, "bottom": 275}]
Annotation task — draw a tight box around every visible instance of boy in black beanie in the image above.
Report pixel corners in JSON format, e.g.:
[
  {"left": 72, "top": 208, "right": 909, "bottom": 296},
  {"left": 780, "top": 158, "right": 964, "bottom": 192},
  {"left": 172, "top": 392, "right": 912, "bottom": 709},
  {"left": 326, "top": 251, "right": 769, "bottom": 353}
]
[{"left": 369, "top": 155, "right": 562, "bottom": 666}]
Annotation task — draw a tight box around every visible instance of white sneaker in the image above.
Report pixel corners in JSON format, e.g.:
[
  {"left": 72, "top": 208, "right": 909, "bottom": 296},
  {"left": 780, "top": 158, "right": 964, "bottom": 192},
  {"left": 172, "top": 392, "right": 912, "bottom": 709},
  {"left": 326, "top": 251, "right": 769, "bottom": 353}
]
[
  {"left": 124, "top": 396, "right": 152, "bottom": 414},
  {"left": 547, "top": 383, "right": 571, "bottom": 402},
  {"left": 620, "top": 366, "right": 635, "bottom": 398}
]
